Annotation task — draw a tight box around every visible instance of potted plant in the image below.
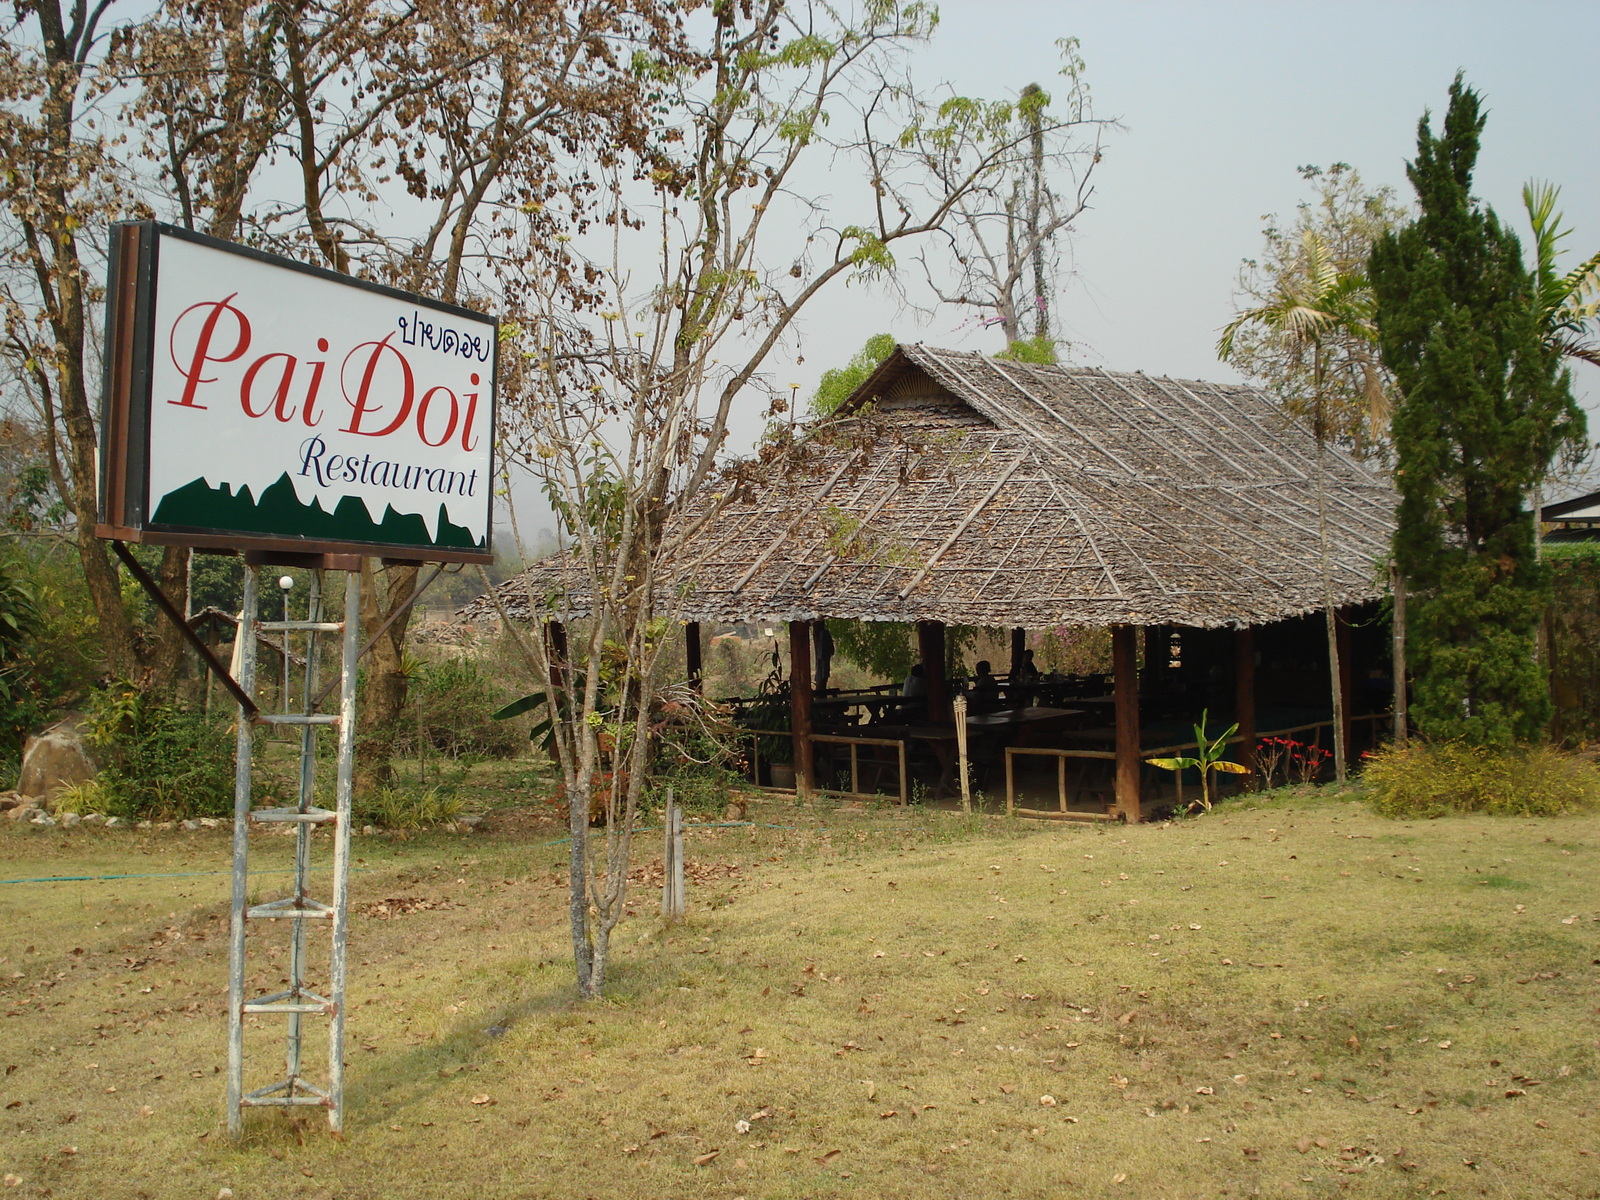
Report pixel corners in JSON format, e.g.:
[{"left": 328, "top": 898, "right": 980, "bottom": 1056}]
[{"left": 738, "top": 679, "right": 794, "bottom": 788}]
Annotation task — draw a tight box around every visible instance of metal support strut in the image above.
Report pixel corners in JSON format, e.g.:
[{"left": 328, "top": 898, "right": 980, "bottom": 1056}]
[{"left": 228, "top": 565, "right": 361, "bottom": 1136}]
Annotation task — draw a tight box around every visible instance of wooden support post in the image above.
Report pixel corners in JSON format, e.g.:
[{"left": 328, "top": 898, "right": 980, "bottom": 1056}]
[
  {"left": 1113, "top": 625, "right": 1142, "bottom": 823},
  {"left": 1336, "top": 607, "right": 1354, "bottom": 767},
  {"left": 545, "top": 620, "right": 568, "bottom": 692},
  {"left": 1009, "top": 627, "right": 1026, "bottom": 679},
  {"left": 788, "top": 621, "right": 814, "bottom": 797},
  {"left": 917, "top": 620, "right": 949, "bottom": 723},
  {"left": 1391, "top": 564, "right": 1407, "bottom": 748},
  {"left": 953, "top": 695, "right": 971, "bottom": 814},
  {"left": 685, "top": 621, "right": 703, "bottom": 694},
  {"left": 1235, "top": 627, "right": 1257, "bottom": 779}
]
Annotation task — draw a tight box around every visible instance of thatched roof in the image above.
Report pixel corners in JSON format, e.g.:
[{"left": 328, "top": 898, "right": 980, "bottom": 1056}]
[{"left": 470, "top": 344, "right": 1397, "bottom": 629}]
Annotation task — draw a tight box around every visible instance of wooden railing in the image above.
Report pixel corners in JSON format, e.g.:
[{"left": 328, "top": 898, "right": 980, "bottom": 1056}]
[
  {"left": 1004, "top": 713, "right": 1390, "bottom": 818},
  {"left": 1003, "top": 746, "right": 1120, "bottom": 821},
  {"left": 810, "top": 733, "right": 910, "bottom": 805}
]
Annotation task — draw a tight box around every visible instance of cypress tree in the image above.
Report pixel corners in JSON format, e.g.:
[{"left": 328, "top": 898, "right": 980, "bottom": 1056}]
[{"left": 1369, "top": 76, "right": 1585, "bottom": 745}]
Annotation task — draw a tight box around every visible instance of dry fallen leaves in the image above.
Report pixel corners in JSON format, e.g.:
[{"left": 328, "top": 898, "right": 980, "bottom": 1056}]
[{"left": 692, "top": 1150, "right": 721, "bottom": 1167}]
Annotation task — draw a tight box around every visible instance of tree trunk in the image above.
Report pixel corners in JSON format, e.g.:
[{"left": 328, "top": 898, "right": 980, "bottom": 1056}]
[
  {"left": 1312, "top": 364, "right": 1347, "bottom": 784},
  {"left": 1391, "top": 563, "right": 1407, "bottom": 748},
  {"left": 568, "top": 766, "right": 595, "bottom": 997},
  {"left": 788, "top": 620, "right": 814, "bottom": 797},
  {"left": 355, "top": 560, "right": 419, "bottom": 792},
  {"left": 1324, "top": 602, "right": 1347, "bottom": 784},
  {"left": 146, "top": 545, "right": 192, "bottom": 693},
  {"left": 1113, "top": 624, "right": 1141, "bottom": 822}
]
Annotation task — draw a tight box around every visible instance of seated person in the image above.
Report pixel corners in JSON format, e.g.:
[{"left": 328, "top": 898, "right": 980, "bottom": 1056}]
[
  {"left": 969, "top": 659, "right": 1000, "bottom": 713},
  {"left": 901, "top": 662, "right": 927, "bottom": 698},
  {"left": 1007, "top": 649, "right": 1040, "bottom": 704}
]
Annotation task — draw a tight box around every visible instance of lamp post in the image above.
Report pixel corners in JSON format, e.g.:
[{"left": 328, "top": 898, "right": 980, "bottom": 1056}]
[{"left": 278, "top": 575, "right": 294, "bottom": 706}]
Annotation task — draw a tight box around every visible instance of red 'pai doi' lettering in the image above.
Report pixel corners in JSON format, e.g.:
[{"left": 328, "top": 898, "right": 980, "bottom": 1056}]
[
  {"left": 416, "top": 386, "right": 458, "bottom": 447},
  {"left": 165, "top": 297, "right": 481, "bottom": 448}
]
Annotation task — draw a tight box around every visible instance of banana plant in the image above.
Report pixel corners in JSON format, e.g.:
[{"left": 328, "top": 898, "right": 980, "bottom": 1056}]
[
  {"left": 492, "top": 670, "right": 592, "bottom": 758},
  {"left": 1148, "top": 709, "right": 1251, "bottom": 813}
]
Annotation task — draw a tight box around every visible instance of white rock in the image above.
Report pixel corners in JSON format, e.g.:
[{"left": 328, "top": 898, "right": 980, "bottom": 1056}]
[
  {"left": 29, "top": 812, "right": 57, "bottom": 827},
  {"left": 198, "top": 817, "right": 220, "bottom": 829},
  {"left": 180, "top": 819, "right": 201, "bottom": 831},
  {"left": 136, "top": 820, "right": 153, "bottom": 830},
  {"left": 60, "top": 812, "right": 81, "bottom": 827},
  {"left": 103, "top": 816, "right": 124, "bottom": 828},
  {"left": 80, "top": 812, "right": 104, "bottom": 826}
]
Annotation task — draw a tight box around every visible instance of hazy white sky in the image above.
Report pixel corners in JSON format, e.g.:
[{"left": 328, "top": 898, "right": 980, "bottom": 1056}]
[{"left": 724, "top": 0, "right": 1599, "bottom": 449}]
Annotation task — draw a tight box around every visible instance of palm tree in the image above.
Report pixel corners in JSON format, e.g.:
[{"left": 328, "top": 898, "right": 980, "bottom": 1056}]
[
  {"left": 1219, "top": 230, "right": 1381, "bottom": 781},
  {"left": 1524, "top": 182, "right": 1600, "bottom": 370},
  {"left": 1521, "top": 183, "right": 1598, "bottom": 698}
]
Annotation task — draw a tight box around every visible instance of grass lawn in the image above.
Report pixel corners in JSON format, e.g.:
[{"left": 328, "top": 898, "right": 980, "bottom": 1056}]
[{"left": 1, "top": 789, "right": 1597, "bottom": 1199}]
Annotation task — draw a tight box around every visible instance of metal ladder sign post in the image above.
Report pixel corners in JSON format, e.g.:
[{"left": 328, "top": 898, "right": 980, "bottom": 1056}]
[{"left": 227, "top": 566, "right": 361, "bottom": 1134}]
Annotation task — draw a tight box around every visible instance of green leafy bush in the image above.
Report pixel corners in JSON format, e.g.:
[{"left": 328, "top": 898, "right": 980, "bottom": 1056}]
[
  {"left": 0, "top": 552, "right": 41, "bottom": 759},
  {"left": 82, "top": 686, "right": 236, "bottom": 819},
  {"left": 0, "top": 548, "right": 100, "bottom": 780},
  {"left": 1364, "top": 742, "right": 1600, "bottom": 818}
]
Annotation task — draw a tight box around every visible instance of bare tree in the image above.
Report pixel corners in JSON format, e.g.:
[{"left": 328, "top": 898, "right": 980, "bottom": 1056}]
[
  {"left": 911, "top": 37, "right": 1112, "bottom": 357},
  {"left": 0, "top": 1, "right": 154, "bottom": 680},
  {"left": 1228, "top": 165, "right": 1407, "bottom": 458},
  {"left": 492, "top": 0, "right": 1115, "bottom": 998}
]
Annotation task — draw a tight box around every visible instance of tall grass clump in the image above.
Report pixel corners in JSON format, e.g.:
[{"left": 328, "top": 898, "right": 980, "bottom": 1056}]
[
  {"left": 352, "top": 783, "right": 464, "bottom": 830},
  {"left": 1364, "top": 741, "right": 1600, "bottom": 818}
]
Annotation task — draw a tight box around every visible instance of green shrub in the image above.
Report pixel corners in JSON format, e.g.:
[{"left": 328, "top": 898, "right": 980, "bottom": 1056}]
[
  {"left": 82, "top": 686, "right": 236, "bottom": 820},
  {"left": 395, "top": 655, "right": 522, "bottom": 760},
  {"left": 1363, "top": 741, "right": 1600, "bottom": 818},
  {"left": 654, "top": 692, "right": 745, "bottom": 815},
  {"left": 0, "top": 547, "right": 100, "bottom": 780}
]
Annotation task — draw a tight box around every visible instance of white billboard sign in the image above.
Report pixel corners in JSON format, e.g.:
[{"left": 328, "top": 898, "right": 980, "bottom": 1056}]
[{"left": 99, "top": 222, "right": 496, "bottom": 563}]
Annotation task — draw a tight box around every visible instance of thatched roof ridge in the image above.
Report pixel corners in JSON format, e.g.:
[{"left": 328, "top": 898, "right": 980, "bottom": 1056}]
[{"left": 468, "top": 344, "right": 1396, "bottom": 629}]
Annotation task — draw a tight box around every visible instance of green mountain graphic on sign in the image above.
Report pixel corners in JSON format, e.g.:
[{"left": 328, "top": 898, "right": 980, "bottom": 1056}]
[{"left": 151, "top": 473, "right": 484, "bottom": 552}]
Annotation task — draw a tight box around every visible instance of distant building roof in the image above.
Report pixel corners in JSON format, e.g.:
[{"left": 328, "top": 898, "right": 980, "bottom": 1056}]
[{"left": 1541, "top": 489, "right": 1600, "bottom": 542}]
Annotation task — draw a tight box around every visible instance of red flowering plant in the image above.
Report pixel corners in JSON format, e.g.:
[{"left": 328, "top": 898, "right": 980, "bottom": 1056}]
[{"left": 1255, "top": 735, "right": 1333, "bottom": 789}]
